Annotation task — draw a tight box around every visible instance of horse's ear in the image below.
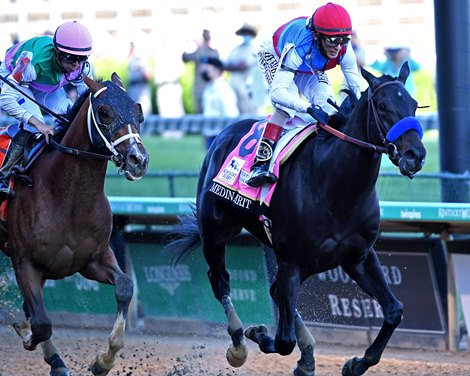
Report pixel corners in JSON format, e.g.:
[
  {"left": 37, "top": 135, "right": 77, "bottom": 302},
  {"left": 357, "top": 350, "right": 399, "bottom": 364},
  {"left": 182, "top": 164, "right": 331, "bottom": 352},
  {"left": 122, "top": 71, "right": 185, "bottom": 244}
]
[
  {"left": 397, "top": 61, "right": 410, "bottom": 84},
  {"left": 360, "top": 66, "right": 380, "bottom": 91},
  {"left": 111, "top": 72, "right": 125, "bottom": 90},
  {"left": 83, "top": 76, "right": 103, "bottom": 93}
]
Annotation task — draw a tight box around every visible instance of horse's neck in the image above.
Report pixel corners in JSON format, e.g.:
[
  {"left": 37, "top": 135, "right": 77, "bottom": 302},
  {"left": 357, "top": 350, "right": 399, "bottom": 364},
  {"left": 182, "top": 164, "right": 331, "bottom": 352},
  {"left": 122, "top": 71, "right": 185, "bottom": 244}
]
[
  {"left": 323, "top": 100, "right": 383, "bottom": 193},
  {"left": 51, "top": 111, "right": 108, "bottom": 193}
]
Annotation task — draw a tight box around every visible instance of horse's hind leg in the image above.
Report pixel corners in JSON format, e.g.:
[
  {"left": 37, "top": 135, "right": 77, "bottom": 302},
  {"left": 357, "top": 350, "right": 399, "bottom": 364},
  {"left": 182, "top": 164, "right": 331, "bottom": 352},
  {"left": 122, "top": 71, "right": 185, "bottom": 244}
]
[
  {"left": 80, "top": 247, "right": 133, "bottom": 376},
  {"left": 341, "top": 248, "right": 403, "bottom": 376},
  {"left": 201, "top": 220, "right": 248, "bottom": 367},
  {"left": 245, "top": 262, "right": 301, "bottom": 356}
]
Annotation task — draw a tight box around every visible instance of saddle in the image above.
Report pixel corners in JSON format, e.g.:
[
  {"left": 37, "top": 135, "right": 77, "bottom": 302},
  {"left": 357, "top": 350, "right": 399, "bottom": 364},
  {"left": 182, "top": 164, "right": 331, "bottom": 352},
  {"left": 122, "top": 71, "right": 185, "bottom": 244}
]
[
  {"left": 211, "top": 116, "right": 318, "bottom": 215},
  {"left": 0, "top": 123, "right": 47, "bottom": 187}
]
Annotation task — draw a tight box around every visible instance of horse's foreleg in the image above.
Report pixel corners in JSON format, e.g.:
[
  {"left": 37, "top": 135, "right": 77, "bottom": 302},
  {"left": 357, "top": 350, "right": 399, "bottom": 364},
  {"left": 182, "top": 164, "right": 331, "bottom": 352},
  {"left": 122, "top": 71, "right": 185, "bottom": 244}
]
[
  {"left": 42, "top": 339, "right": 70, "bottom": 376},
  {"left": 341, "top": 248, "right": 403, "bottom": 376},
  {"left": 82, "top": 252, "right": 133, "bottom": 376},
  {"left": 246, "top": 264, "right": 300, "bottom": 356},
  {"left": 294, "top": 311, "right": 316, "bottom": 376},
  {"left": 14, "top": 264, "right": 51, "bottom": 350}
]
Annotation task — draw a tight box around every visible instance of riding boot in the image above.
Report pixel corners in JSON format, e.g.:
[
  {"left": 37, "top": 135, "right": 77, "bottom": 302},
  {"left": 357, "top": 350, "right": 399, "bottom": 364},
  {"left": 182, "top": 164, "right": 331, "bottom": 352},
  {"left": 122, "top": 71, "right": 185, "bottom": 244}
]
[
  {"left": 0, "top": 142, "right": 25, "bottom": 200},
  {"left": 246, "top": 122, "right": 283, "bottom": 187}
]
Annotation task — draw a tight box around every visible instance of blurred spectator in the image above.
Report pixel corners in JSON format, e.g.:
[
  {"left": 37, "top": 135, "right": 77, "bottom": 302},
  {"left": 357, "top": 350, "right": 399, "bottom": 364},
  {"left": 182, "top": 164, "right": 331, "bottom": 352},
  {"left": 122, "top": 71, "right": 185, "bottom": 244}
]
[
  {"left": 182, "top": 29, "right": 219, "bottom": 113},
  {"left": 351, "top": 30, "right": 366, "bottom": 67},
  {"left": 201, "top": 57, "right": 239, "bottom": 149},
  {"left": 224, "top": 23, "right": 268, "bottom": 115},
  {"left": 127, "top": 41, "right": 152, "bottom": 116},
  {"left": 371, "top": 46, "right": 421, "bottom": 96},
  {"left": 154, "top": 38, "right": 185, "bottom": 118}
]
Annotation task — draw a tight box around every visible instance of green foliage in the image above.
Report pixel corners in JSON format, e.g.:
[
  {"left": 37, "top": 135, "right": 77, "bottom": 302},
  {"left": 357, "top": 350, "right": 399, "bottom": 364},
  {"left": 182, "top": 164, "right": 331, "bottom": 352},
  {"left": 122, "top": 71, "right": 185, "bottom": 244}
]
[
  {"left": 180, "top": 62, "right": 196, "bottom": 114},
  {"left": 92, "top": 58, "right": 129, "bottom": 84}
]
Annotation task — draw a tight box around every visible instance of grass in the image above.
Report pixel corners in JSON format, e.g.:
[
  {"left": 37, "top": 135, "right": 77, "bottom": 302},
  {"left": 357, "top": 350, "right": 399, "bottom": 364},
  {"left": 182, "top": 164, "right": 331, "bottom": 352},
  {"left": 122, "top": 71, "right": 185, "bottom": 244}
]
[{"left": 105, "top": 131, "right": 443, "bottom": 201}]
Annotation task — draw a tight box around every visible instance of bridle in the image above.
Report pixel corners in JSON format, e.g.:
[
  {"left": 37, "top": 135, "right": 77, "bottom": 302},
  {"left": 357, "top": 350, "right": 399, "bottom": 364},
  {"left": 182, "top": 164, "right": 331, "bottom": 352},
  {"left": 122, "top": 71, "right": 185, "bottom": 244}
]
[
  {"left": 50, "top": 83, "right": 143, "bottom": 169},
  {"left": 317, "top": 80, "right": 417, "bottom": 161}
]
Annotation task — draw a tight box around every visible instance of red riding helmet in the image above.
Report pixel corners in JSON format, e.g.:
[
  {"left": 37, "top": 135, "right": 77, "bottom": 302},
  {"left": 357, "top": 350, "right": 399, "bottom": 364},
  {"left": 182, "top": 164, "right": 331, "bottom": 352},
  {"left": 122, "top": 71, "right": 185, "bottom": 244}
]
[{"left": 312, "top": 2, "right": 352, "bottom": 36}]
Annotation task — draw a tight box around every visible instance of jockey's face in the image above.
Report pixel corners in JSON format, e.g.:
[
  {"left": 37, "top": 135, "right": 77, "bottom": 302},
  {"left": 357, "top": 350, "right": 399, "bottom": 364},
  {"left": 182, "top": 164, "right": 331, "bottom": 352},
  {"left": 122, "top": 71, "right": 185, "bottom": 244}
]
[
  {"left": 317, "top": 34, "right": 350, "bottom": 59},
  {"left": 56, "top": 51, "right": 88, "bottom": 73},
  {"left": 320, "top": 37, "right": 342, "bottom": 59}
]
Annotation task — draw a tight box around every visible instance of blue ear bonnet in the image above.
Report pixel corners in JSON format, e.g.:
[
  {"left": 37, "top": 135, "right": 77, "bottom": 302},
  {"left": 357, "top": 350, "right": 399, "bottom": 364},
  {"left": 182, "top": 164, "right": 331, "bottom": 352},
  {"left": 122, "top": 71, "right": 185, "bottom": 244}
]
[{"left": 386, "top": 116, "right": 423, "bottom": 142}]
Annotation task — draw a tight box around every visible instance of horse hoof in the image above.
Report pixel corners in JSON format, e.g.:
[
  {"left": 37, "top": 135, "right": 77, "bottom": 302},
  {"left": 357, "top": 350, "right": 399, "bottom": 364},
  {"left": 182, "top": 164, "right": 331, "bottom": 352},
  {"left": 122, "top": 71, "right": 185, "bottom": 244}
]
[
  {"left": 89, "top": 355, "right": 111, "bottom": 376},
  {"left": 294, "top": 366, "right": 315, "bottom": 376},
  {"left": 244, "top": 324, "right": 268, "bottom": 341},
  {"left": 342, "top": 357, "right": 360, "bottom": 376},
  {"left": 50, "top": 367, "right": 70, "bottom": 376},
  {"left": 226, "top": 341, "right": 248, "bottom": 368},
  {"left": 294, "top": 344, "right": 315, "bottom": 376}
]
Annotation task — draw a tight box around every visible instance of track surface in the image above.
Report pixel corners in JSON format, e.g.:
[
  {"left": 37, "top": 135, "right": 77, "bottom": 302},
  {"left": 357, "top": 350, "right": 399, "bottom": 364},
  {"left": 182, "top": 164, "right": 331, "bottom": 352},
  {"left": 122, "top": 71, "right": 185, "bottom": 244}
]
[{"left": 0, "top": 325, "right": 469, "bottom": 375}]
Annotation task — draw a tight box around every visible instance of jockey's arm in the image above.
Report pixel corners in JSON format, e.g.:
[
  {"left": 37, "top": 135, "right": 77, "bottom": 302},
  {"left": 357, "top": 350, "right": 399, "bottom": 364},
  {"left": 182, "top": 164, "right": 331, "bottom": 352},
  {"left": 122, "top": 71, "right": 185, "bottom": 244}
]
[
  {"left": 269, "top": 46, "right": 310, "bottom": 113},
  {"left": 0, "top": 77, "right": 54, "bottom": 140},
  {"left": 0, "top": 76, "right": 36, "bottom": 125},
  {"left": 340, "top": 46, "right": 368, "bottom": 98}
]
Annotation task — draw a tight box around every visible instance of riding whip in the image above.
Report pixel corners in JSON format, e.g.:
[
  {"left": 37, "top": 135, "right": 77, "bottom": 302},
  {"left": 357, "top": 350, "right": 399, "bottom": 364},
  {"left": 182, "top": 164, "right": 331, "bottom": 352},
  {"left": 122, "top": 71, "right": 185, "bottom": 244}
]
[{"left": 0, "top": 67, "right": 69, "bottom": 123}]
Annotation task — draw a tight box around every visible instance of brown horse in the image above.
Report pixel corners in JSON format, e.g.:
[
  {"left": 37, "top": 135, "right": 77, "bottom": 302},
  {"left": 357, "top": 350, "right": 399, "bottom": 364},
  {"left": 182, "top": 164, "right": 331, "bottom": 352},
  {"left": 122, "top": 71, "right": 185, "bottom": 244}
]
[{"left": 0, "top": 73, "right": 149, "bottom": 376}]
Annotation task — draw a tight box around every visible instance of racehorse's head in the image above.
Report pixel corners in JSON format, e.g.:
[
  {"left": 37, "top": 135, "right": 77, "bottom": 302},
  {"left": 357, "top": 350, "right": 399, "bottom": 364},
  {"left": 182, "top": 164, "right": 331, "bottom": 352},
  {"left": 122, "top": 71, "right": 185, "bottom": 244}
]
[
  {"left": 84, "top": 73, "right": 149, "bottom": 180},
  {"left": 361, "top": 62, "right": 426, "bottom": 178}
]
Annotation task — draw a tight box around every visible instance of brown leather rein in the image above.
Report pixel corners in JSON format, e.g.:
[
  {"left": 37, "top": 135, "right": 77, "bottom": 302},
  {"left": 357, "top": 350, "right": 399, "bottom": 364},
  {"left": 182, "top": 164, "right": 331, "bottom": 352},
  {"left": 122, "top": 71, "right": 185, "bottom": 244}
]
[{"left": 317, "top": 80, "right": 405, "bottom": 155}]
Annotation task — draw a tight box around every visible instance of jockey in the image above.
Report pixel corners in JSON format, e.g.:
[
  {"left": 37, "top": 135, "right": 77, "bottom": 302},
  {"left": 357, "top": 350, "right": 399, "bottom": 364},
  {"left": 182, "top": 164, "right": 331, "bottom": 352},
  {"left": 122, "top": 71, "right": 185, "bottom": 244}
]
[
  {"left": 0, "top": 21, "right": 93, "bottom": 199},
  {"left": 246, "top": 2, "right": 368, "bottom": 187}
]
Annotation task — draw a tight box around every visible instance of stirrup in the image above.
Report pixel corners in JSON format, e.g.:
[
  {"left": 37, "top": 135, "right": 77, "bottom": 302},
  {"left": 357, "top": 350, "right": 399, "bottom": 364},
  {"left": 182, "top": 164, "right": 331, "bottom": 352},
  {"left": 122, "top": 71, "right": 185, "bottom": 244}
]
[{"left": 246, "top": 165, "right": 278, "bottom": 187}]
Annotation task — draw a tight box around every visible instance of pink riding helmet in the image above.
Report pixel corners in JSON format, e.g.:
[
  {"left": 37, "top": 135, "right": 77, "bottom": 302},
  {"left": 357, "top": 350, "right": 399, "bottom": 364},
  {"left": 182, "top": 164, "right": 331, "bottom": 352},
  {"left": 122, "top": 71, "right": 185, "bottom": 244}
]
[{"left": 53, "top": 21, "right": 93, "bottom": 56}]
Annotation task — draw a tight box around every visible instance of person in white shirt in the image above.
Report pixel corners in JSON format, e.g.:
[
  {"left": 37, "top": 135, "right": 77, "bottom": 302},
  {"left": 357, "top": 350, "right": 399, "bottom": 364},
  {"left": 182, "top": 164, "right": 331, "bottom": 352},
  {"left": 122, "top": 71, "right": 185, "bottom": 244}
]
[{"left": 201, "top": 57, "right": 239, "bottom": 149}]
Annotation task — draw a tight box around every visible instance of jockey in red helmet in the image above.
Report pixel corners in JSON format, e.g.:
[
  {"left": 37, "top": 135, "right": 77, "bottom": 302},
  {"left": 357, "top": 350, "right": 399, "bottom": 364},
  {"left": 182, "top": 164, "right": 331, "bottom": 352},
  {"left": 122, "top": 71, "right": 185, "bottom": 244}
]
[
  {"left": 0, "top": 21, "right": 94, "bottom": 199},
  {"left": 246, "top": 2, "right": 367, "bottom": 187}
]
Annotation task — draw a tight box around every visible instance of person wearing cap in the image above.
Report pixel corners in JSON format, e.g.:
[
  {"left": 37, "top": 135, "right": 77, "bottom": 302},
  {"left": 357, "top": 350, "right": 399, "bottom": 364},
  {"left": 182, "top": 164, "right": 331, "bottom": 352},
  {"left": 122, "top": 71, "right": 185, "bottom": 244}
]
[
  {"left": 371, "top": 46, "right": 420, "bottom": 96},
  {"left": 246, "top": 2, "right": 368, "bottom": 187},
  {"left": 0, "top": 20, "right": 94, "bottom": 198},
  {"left": 224, "top": 23, "right": 267, "bottom": 115},
  {"left": 182, "top": 29, "right": 220, "bottom": 114},
  {"left": 200, "top": 56, "right": 239, "bottom": 149}
]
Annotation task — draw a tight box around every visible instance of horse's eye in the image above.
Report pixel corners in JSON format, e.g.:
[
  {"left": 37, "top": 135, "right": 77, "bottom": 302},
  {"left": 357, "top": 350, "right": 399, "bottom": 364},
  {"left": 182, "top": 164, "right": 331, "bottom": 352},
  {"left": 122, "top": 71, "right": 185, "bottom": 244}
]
[
  {"left": 97, "top": 105, "right": 113, "bottom": 125},
  {"left": 378, "top": 103, "right": 386, "bottom": 111}
]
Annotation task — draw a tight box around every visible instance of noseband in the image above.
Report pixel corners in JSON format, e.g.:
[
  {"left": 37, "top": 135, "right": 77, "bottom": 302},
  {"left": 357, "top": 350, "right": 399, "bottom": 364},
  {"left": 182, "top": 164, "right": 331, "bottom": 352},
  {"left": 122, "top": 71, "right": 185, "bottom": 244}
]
[{"left": 87, "top": 85, "right": 142, "bottom": 166}]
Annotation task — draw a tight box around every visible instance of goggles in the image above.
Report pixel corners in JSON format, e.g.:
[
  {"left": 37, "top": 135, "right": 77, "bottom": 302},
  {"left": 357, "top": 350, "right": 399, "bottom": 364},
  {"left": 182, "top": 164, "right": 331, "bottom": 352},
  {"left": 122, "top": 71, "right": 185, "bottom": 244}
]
[
  {"left": 322, "top": 35, "right": 351, "bottom": 47},
  {"left": 58, "top": 52, "right": 88, "bottom": 64}
]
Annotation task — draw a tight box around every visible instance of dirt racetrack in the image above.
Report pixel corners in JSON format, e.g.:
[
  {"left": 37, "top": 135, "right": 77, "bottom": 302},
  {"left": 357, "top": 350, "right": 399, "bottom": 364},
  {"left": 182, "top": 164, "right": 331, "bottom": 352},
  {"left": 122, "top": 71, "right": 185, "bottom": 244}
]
[{"left": 0, "top": 324, "right": 469, "bottom": 376}]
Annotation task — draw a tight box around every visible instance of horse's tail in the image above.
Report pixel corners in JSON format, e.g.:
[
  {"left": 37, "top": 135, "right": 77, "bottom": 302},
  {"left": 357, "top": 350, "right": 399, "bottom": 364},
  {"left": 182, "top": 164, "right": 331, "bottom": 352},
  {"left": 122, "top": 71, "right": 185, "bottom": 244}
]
[{"left": 164, "top": 204, "right": 201, "bottom": 266}]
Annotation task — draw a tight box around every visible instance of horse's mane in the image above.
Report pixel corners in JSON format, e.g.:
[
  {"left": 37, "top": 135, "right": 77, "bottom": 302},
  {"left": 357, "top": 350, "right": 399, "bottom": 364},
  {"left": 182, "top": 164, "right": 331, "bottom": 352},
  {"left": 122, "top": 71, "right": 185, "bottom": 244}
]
[
  {"left": 328, "top": 72, "right": 400, "bottom": 129},
  {"left": 327, "top": 88, "right": 358, "bottom": 129},
  {"left": 55, "top": 77, "right": 105, "bottom": 130}
]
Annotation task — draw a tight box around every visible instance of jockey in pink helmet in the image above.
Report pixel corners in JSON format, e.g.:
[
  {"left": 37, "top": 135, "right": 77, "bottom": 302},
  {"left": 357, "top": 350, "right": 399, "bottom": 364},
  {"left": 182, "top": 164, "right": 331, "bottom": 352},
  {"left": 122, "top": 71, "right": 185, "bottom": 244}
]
[
  {"left": 0, "top": 21, "right": 94, "bottom": 199},
  {"left": 246, "top": 2, "right": 368, "bottom": 187}
]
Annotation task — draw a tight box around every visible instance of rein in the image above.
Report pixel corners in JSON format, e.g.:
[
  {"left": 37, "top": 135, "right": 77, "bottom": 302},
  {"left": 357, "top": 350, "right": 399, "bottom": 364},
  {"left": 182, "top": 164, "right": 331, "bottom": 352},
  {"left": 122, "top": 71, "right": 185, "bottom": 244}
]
[
  {"left": 317, "top": 80, "right": 406, "bottom": 156},
  {"left": 317, "top": 122, "right": 388, "bottom": 153}
]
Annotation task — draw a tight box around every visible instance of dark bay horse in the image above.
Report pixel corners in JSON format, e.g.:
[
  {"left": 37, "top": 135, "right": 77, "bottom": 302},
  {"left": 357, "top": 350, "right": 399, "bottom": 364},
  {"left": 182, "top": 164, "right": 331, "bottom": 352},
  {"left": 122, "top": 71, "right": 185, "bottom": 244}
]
[
  {"left": 0, "top": 73, "right": 149, "bottom": 376},
  {"left": 166, "top": 63, "right": 426, "bottom": 376}
]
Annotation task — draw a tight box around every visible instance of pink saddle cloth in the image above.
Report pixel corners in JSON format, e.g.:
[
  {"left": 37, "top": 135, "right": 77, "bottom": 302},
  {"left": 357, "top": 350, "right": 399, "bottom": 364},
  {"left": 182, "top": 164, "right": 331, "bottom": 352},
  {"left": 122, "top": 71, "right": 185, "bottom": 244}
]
[{"left": 210, "top": 118, "right": 317, "bottom": 215}]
